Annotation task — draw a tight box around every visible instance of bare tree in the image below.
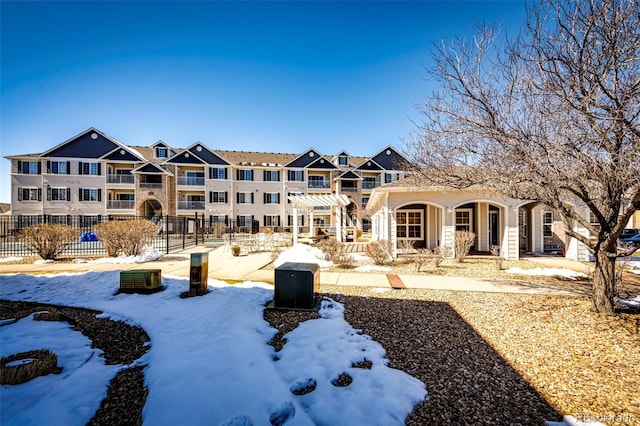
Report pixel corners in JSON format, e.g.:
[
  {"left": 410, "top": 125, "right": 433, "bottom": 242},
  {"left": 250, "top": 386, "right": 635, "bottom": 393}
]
[{"left": 406, "top": 0, "right": 639, "bottom": 315}]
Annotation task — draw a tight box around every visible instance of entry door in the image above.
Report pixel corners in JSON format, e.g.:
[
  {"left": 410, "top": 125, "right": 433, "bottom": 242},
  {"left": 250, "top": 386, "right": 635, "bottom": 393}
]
[{"left": 489, "top": 211, "right": 499, "bottom": 247}]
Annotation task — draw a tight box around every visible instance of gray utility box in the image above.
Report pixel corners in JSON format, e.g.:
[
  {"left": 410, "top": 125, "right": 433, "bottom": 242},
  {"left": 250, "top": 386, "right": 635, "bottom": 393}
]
[
  {"left": 274, "top": 262, "right": 319, "bottom": 310},
  {"left": 189, "top": 252, "right": 209, "bottom": 296}
]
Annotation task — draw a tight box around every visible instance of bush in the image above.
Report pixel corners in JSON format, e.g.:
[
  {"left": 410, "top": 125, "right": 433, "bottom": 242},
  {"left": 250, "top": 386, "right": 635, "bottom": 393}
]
[
  {"left": 1, "top": 349, "right": 62, "bottom": 385},
  {"left": 335, "top": 253, "right": 356, "bottom": 268},
  {"left": 454, "top": 231, "right": 476, "bottom": 263},
  {"left": 316, "top": 239, "right": 344, "bottom": 262},
  {"left": 355, "top": 228, "right": 363, "bottom": 239},
  {"left": 231, "top": 245, "right": 241, "bottom": 256},
  {"left": 18, "top": 223, "right": 79, "bottom": 260},
  {"left": 211, "top": 222, "right": 226, "bottom": 239},
  {"left": 94, "top": 219, "right": 157, "bottom": 257},
  {"left": 366, "top": 240, "right": 393, "bottom": 265},
  {"left": 490, "top": 245, "right": 503, "bottom": 270}
]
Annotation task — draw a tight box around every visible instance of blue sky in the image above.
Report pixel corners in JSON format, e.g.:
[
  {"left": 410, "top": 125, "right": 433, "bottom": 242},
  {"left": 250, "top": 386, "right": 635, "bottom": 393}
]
[{"left": 0, "top": 1, "right": 527, "bottom": 204}]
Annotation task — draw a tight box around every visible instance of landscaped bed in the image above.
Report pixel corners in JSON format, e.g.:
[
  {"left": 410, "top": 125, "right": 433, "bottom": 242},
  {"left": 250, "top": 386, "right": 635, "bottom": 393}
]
[{"left": 1, "top": 280, "right": 638, "bottom": 425}]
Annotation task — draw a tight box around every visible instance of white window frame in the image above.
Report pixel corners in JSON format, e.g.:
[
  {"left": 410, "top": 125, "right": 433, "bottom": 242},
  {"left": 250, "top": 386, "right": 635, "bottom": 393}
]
[
  {"left": 236, "top": 169, "right": 253, "bottom": 181},
  {"left": 210, "top": 191, "right": 227, "bottom": 203},
  {"left": 455, "top": 209, "right": 473, "bottom": 232},
  {"left": 51, "top": 161, "right": 67, "bottom": 174},
  {"left": 50, "top": 187, "right": 68, "bottom": 201},
  {"left": 237, "top": 192, "right": 253, "bottom": 204},
  {"left": 263, "top": 170, "right": 280, "bottom": 182},
  {"left": 396, "top": 209, "right": 423, "bottom": 240},
  {"left": 21, "top": 187, "right": 40, "bottom": 201},
  {"left": 80, "top": 188, "right": 100, "bottom": 202},
  {"left": 264, "top": 215, "right": 280, "bottom": 227},
  {"left": 287, "top": 170, "right": 304, "bottom": 182},
  {"left": 543, "top": 211, "right": 554, "bottom": 237},
  {"left": 264, "top": 192, "right": 280, "bottom": 204}
]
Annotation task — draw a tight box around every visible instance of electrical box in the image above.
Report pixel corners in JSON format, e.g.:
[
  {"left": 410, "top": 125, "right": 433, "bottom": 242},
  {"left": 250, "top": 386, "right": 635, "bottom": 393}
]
[
  {"left": 189, "top": 252, "right": 209, "bottom": 296},
  {"left": 274, "top": 262, "right": 319, "bottom": 310},
  {"left": 119, "top": 269, "right": 162, "bottom": 293}
]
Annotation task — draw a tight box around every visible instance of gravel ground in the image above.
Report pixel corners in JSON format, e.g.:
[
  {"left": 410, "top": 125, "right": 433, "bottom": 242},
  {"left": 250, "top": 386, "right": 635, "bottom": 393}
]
[{"left": 3, "top": 285, "right": 639, "bottom": 425}]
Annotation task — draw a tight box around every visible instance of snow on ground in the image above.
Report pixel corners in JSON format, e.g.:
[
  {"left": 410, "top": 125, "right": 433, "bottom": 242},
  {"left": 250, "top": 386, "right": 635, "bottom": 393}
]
[
  {"left": 505, "top": 267, "right": 588, "bottom": 280},
  {"left": 0, "top": 272, "right": 426, "bottom": 425},
  {"left": 0, "top": 257, "right": 23, "bottom": 263},
  {"left": 273, "top": 244, "right": 333, "bottom": 268},
  {"left": 73, "top": 246, "right": 162, "bottom": 264},
  {"left": 355, "top": 264, "right": 393, "bottom": 272}
]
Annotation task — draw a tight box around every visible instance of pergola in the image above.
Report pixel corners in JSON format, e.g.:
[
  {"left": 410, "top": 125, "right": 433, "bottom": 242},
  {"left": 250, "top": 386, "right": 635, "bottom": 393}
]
[{"left": 288, "top": 194, "right": 351, "bottom": 244}]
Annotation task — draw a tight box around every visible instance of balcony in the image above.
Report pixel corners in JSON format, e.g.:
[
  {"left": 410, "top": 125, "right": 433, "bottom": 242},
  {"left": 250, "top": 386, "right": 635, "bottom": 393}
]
[
  {"left": 340, "top": 186, "right": 358, "bottom": 193},
  {"left": 177, "top": 176, "right": 205, "bottom": 186},
  {"left": 307, "top": 180, "right": 331, "bottom": 189},
  {"left": 178, "top": 201, "right": 205, "bottom": 210},
  {"left": 107, "top": 200, "right": 135, "bottom": 210},
  {"left": 362, "top": 181, "right": 381, "bottom": 190},
  {"left": 107, "top": 174, "right": 135, "bottom": 184},
  {"left": 140, "top": 182, "right": 163, "bottom": 189}
]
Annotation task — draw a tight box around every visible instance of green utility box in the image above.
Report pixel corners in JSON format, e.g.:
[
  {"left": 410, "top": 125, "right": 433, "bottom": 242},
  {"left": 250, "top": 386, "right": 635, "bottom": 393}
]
[{"left": 119, "top": 269, "right": 162, "bottom": 293}]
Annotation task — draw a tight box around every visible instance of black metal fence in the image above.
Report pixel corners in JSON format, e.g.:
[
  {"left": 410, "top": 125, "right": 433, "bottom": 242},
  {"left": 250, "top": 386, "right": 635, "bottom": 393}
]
[{"left": 0, "top": 214, "right": 258, "bottom": 259}]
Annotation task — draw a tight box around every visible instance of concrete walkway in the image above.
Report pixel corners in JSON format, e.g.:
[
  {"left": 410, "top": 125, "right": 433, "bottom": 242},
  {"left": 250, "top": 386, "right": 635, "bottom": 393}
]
[{"left": 0, "top": 245, "right": 590, "bottom": 296}]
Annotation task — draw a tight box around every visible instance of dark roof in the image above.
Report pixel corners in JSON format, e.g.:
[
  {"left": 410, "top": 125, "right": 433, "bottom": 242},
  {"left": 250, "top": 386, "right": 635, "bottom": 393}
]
[
  {"left": 369, "top": 146, "right": 411, "bottom": 170},
  {"left": 42, "top": 128, "right": 122, "bottom": 159},
  {"left": 285, "top": 149, "right": 326, "bottom": 168}
]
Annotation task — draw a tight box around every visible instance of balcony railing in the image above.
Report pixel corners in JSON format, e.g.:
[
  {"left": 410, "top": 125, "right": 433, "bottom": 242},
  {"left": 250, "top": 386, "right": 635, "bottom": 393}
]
[
  {"left": 178, "top": 201, "right": 205, "bottom": 210},
  {"left": 341, "top": 187, "right": 358, "bottom": 192},
  {"left": 177, "top": 176, "right": 205, "bottom": 186},
  {"left": 107, "top": 174, "right": 135, "bottom": 184},
  {"left": 140, "top": 182, "right": 163, "bottom": 188},
  {"left": 307, "top": 180, "right": 331, "bottom": 189},
  {"left": 314, "top": 206, "right": 331, "bottom": 211},
  {"left": 107, "top": 200, "right": 135, "bottom": 209},
  {"left": 362, "top": 181, "right": 381, "bottom": 190}
]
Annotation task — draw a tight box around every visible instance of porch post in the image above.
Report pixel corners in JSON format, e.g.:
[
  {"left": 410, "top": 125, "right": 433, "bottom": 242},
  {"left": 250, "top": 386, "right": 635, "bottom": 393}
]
[
  {"left": 292, "top": 206, "right": 299, "bottom": 245},
  {"left": 309, "top": 210, "right": 314, "bottom": 238},
  {"left": 336, "top": 207, "right": 342, "bottom": 242},
  {"left": 389, "top": 208, "right": 397, "bottom": 257}
]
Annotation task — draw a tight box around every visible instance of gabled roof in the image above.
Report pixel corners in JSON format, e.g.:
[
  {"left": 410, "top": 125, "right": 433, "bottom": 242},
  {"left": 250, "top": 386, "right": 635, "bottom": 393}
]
[
  {"left": 369, "top": 146, "right": 411, "bottom": 170},
  {"left": 165, "top": 149, "right": 206, "bottom": 165},
  {"left": 101, "top": 146, "right": 145, "bottom": 162},
  {"left": 186, "top": 143, "right": 230, "bottom": 165},
  {"left": 356, "top": 158, "right": 384, "bottom": 171},
  {"left": 306, "top": 157, "right": 338, "bottom": 170},
  {"left": 335, "top": 170, "right": 362, "bottom": 180},
  {"left": 132, "top": 162, "right": 173, "bottom": 175},
  {"left": 41, "top": 128, "right": 126, "bottom": 159},
  {"left": 285, "top": 149, "right": 326, "bottom": 168}
]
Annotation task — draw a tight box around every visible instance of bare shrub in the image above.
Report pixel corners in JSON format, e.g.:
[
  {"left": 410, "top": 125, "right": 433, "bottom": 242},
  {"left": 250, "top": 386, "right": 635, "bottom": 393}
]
[
  {"left": 211, "top": 222, "right": 226, "bottom": 239},
  {"left": 431, "top": 246, "right": 451, "bottom": 268},
  {"left": 355, "top": 228, "right": 363, "bottom": 240},
  {"left": 18, "top": 223, "right": 79, "bottom": 260},
  {"left": 316, "top": 239, "right": 344, "bottom": 262},
  {"left": 94, "top": 220, "right": 157, "bottom": 257},
  {"left": 398, "top": 239, "right": 416, "bottom": 256},
  {"left": 93, "top": 221, "right": 124, "bottom": 257},
  {"left": 454, "top": 231, "right": 476, "bottom": 263},
  {"left": 335, "top": 253, "right": 356, "bottom": 269},
  {"left": 490, "top": 245, "right": 503, "bottom": 270},
  {"left": 365, "top": 240, "right": 393, "bottom": 265},
  {"left": 414, "top": 248, "right": 430, "bottom": 272}
]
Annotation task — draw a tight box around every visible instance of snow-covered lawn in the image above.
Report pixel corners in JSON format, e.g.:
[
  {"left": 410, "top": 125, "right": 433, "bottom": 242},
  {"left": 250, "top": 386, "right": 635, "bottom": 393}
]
[{"left": 0, "top": 272, "right": 426, "bottom": 425}]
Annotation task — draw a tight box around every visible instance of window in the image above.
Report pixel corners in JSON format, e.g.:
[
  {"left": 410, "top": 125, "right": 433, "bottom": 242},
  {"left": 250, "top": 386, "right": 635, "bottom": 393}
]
[
  {"left": 264, "top": 215, "right": 280, "bottom": 227},
  {"left": 237, "top": 215, "right": 253, "bottom": 227},
  {"left": 263, "top": 170, "right": 280, "bottom": 182},
  {"left": 19, "top": 188, "right": 41, "bottom": 201},
  {"left": 209, "top": 191, "right": 228, "bottom": 203},
  {"left": 287, "top": 170, "right": 304, "bottom": 182},
  {"left": 79, "top": 162, "right": 100, "bottom": 175},
  {"left": 338, "top": 155, "right": 348, "bottom": 166},
  {"left": 396, "top": 210, "right": 423, "bottom": 239},
  {"left": 187, "top": 194, "right": 204, "bottom": 202},
  {"left": 519, "top": 210, "right": 528, "bottom": 238},
  {"left": 308, "top": 175, "right": 327, "bottom": 189},
  {"left": 236, "top": 169, "right": 253, "bottom": 181},
  {"left": 116, "top": 193, "right": 135, "bottom": 201},
  {"left": 49, "top": 187, "right": 69, "bottom": 201},
  {"left": 51, "top": 215, "right": 69, "bottom": 225},
  {"left": 237, "top": 192, "right": 254, "bottom": 204},
  {"left": 210, "top": 167, "right": 227, "bottom": 180},
  {"left": 543, "top": 211, "right": 554, "bottom": 237},
  {"left": 19, "top": 161, "right": 41, "bottom": 175},
  {"left": 313, "top": 217, "right": 326, "bottom": 226},
  {"left": 79, "top": 188, "right": 101, "bottom": 202},
  {"left": 361, "top": 197, "right": 369, "bottom": 207},
  {"left": 287, "top": 215, "right": 305, "bottom": 226},
  {"left": 263, "top": 192, "right": 280, "bottom": 204},
  {"left": 155, "top": 147, "right": 168, "bottom": 158},
  {"left": 362, "top": 177, "right": 379, "bottom": 189},
  {"left": 186, "top": 171, "right": 204, "bottom": 185},
  {"left": 385, "top": 173, "right": 393, "bottom": 184},
  {"left": 455, "top": 210, "right": 472, "bottom": 232},
  {"left": 49, "top": 161, "right": 69, "bottom": 174}
]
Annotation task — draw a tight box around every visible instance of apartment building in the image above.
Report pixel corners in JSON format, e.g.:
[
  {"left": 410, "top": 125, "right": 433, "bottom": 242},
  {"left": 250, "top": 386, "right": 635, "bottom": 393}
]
[{"left": 6, "top": 128, "right": 412, "bottom": 232}]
